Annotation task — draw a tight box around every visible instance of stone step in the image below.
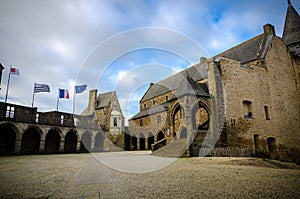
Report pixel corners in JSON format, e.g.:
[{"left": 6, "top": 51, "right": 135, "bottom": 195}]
[{"left": 152, "top": 138, "right": 188, "bottom": 158}]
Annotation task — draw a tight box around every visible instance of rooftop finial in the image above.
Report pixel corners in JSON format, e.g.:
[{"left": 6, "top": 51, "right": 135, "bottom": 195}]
[{"left": 287, "top": 0, "right": 291, "bottom": 5}]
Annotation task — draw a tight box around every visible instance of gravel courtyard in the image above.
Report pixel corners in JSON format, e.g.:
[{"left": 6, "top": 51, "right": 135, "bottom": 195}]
[{"left": 0, "top": 152, "right": 299, "bottom": 199}]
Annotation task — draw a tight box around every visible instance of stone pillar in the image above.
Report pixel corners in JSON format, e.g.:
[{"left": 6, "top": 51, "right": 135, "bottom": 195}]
[
  {"left": 40, "top": 140, "right": 45, "bottom": 153},
  {"left": 59, "top": 140, "right": 65, "bottom": 153},
  {"left": 15, "top": 140, "right": 22, "bottom": 154},
  {"left": 76, "top": 141, "right": 81, "bottom": 152},
  {"left": 145, "top": 139, "right": 148, "bottom": 150},
  {"left": 137, "top": 139, "right": 140, "bottom": 150}
]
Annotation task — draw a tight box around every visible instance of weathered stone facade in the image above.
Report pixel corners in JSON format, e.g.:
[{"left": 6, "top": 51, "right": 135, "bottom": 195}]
[
  {"left": 82, "top": 90, "right": 125, "bottom": 149},
  {"left": 0, "top": 102, "right": 120, "bottom": 155},
  {"left": 129, "top": 3, "right": 300, "bottom": 163}
]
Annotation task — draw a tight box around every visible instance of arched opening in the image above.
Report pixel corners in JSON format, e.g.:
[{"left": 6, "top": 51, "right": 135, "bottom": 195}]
[
  {"left": 0, "top": 123, "right": 17, "bottom": 155},
  {"left": 267, "top": 137, "right": 278, "bottom": 159},
  {"left": 64, "top": 130, "right": 77, "bottom": 153},
  {"left": 180, "top": 127, "right": 187, "bottom": 138},
  {"left": 94, "top": 132, "right": 104, "bottom": 152},
  {"left": 124, "top": 132, "right": 131, "bottom": 151},
  {"left": 131, "top": 135, "right": 137, "bottom": 151},
  {"left": 45, "top": 129, "right": 61, "bottom": 154},
  {"left": 80, "top": 132, "right": 92, "bottom": 153},
  {"left": 192, "top": 103, "right": 209, "bottom": 131},
  {"left": 21, "top": 127, "right": 41, "bottom": 154},
  {"left": 157, "top": 131, "right": 165, "bottom": 142},
  {"left": 139, "top": 133, "right": 145, "bottom": 150},
  {"left": 148, "top": 132, "right": 154, "bottom": 150},
  {"left": 172, "top": 104, "right": 184, "bottom": 136}
]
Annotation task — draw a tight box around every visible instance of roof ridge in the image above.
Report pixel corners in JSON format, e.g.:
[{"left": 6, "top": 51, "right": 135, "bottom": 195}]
[{"left": 213, "top": 33, "right": 264, "bottom": 60}]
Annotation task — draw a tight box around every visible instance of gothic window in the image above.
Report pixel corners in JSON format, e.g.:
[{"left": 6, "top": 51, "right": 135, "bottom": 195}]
[
  {"left": 140, "top": 119, "right": 143, "bottom": 126},
  {"left": 5, "top": 106, "right": 15, "bottom": 118},
  {"left": 157, "top": 115, "right": 161, "bottom": 123},
  {"left": 113, "top": 117, "right": 118, "bottom": 126},
  {"left": 243, "top": 100, "right": 253, "bottom": 119},
  {"left": 153, "top": 100, "right": 156, "bottom": 105},
  {"left": 144, "top": 104, "right": 147, "bottom": 109},
  {"left": 36, "top": 114, "right": 39, "bottom": 123},
  {"left": 166, "top": 96, "right": 169, "bottom": 101},
  {"left": 60, "top": 115, "right": 64, "bottom": 124}
]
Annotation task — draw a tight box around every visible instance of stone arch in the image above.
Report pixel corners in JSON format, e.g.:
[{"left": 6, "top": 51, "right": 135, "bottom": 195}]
[
  {"left": 267, "top": 137, "right": 278, "bottom": 159},
  {"left": 80, "top": 131, "right": 92, "bottom": 153},
  {"left": 124, "top": 132, "right": 131, "bottom": 151},
  {"left": 179, "top": 127, "right": 187, "bottom": 138},
  {"left": 157, "top": 131, "right": 165, "bottom": 142},
  {"left": 45, "top": 128, "right": 61, "bottom": 154},
  {"left": 170, "top": 103, "right": 185, "bottom": 136},
  {"left": 139, "top": 133, "right": 145, "bottom": 150},
  {"left": 131, "top": 134, "right": 137, "bottom": 151},
  {"left": 94, "top": 132, "right": 104, "bottom": 152},
  {"left": 0, "top": 123, "right": 18, "bottom": 155},
  {"left": 64, "top": 130, "right": 78, "bottom": 153},
  {"left": 148, "top": 132, "right": 154, "bottom": 150},
  {"left": 21, "top": 126, "right": 42, "bottom": 154},
  {"left": 191, "top": 101, "right": 210, "bottom": 131}
]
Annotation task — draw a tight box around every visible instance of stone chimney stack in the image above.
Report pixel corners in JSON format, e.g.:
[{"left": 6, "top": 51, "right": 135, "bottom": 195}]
[
  {"left": 88, "top": 89, "right": 97, "bottom": 112},
  {"left": 263, "top": 24, "right": 276, "bottom": 36}
]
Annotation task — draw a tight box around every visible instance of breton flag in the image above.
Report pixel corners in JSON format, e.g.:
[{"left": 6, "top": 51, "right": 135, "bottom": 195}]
[
  {"left": 59, "top": 89, "right": 69, "bottom": 99},
  {"left": 34, "top": 83, "right": 50, "bottom": 93},
  {"left": 10, "top": 67, "right": 20, "bottom": 76},
  {"left": 75, "top": 84, "right": 87, "bottom": 94}
]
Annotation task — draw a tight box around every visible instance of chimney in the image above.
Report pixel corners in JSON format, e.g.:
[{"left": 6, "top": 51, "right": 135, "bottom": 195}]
[
  {"left": 200, "top": 57, "right": 207, "bottom": 65},
  {"left": 263, "top": 24, "right": 276, "bottom": 36},
  {"left": 88, "top": 89, "right": 97, "bottom": 112}
]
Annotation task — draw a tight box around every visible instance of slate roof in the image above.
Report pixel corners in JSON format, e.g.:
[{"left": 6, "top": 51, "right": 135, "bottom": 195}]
[
  {"left": 282, "top": 2, "right": 300, "bottom": 46},
  {"left": 213, "top": 34, "right": 265, "bottom": 65},
  {"left": 140, "top": 62, "right": 208, "bottom": 102},
  {"left": 96, "top": 91, "right": 115, "bottom": 108},
  {"left": 130, "top": 102, "right": 169, "bottom": 120}
]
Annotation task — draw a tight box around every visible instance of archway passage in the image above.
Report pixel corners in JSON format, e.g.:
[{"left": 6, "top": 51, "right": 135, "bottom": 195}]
[
  {"left": 192, "top": 104, "right": 209, "bottom": 131},
  {"left": 80, "top": 132, "right": 92, "bottom": 153},
  {"left": 148, "top": 132, "right": 154, "bottom": 150},
  {"left": 45, "top": 129, "right": 61, "bottom": 154},
  {"left": 172, "top": 105, "right": 184, "bottom": 134},
  {"left": 21, "top": 128, "right": 41, "bottom": 154},
  {"left": 180, "top": 127, "right": 187, "bottom": 138},
  {"left": 124, "top": 133, "right": 131, "bottom": 151},
  {"left": 94, "top": 132, "right": 104, "bottom": 152},
  {"left": 64, "top": 130, "right": 77, "bottom": 153},
  {"left": 267, "top": 137, "right": 278, "bottom": 159},
  {"left": 254, "top": 134, "right": 262, "bottom": 152},
  {"left": 157, "top": 131, "right": 165, "bottom": 142},
  {"left": 139, "top": 133, "right": 145, "bottom": 150},
  {"left": 0, "top": 124, "right": 16, "bottom": 155},
  {"left": 131, "top": 136, "right": 137, "bottom": 150}
]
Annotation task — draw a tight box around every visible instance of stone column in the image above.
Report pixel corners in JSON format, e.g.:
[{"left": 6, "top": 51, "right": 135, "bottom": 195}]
[
  {"left": 59, "top": 140, "right": 65, "bottom": 153},
  {"left": 39, "top": 140, "right": 45, "bottom": 153},
  {"left": 15, "top": 140, "right": 22, "bottom": 154}
]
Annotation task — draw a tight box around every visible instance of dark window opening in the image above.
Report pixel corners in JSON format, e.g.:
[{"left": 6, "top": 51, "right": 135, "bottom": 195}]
[
  {"left": 157, "top": 115, "right": 161, "bottom": 123},
  {"left": 113, "top": 117, "right": 118, "bottom": 126},
  {"left": 264, "top": 106, "right": 270, "bottom": 120}
]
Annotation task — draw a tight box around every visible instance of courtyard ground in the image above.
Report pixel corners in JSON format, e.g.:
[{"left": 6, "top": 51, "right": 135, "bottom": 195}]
[{"left": 0, "top": 152, "right": 299, "bottom": 198}]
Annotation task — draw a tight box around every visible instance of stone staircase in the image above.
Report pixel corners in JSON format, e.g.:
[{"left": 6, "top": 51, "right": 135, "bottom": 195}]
[{"left": 151, "top": 138, "right": 188, "bottom": 158}]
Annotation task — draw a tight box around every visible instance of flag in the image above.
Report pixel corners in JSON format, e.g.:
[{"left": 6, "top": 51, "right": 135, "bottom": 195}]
[
  {"left": 75, "top": 84, "right": 87, "bottom": 94},
  {"left": 59, "top": 89, "right": 69, "bottom": 99},
  {"left": 34, "top": 83, "right": 50, "bottom": 93},
  {"left": 10, "top": 67, "right": 20, "bottom": 76}
]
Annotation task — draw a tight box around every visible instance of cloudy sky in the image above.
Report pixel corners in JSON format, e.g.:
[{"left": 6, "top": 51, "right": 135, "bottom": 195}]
[{"left": 0, "top": 0, "right": 299, "bottom": 125}]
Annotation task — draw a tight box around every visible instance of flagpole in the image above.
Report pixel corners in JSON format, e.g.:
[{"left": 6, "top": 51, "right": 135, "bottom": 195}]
[
  {"left": 72, "top": 86, "right": 76, "bottom": 114},
  {"left": 32, "top": 82, "right": 36, "bottom": 107},
  {"left": 4, "top": 65, "right": 12, "bottom": 103},
  {"left": 56, "top": 88, "right": 59, "bottom": 111}
]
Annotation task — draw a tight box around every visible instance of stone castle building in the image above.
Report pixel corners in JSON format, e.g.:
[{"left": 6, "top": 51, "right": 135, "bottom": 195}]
[
  {"left": 82, "top": 90, "right": 125, "bottom": 149},
  {"left": 128, "top": 1, "right": 300, "bottom": 163}
]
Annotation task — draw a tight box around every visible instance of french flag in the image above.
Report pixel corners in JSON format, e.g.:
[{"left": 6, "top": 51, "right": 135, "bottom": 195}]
[{"left": 59, "top": 89, "right": 69, "bottom": 99}]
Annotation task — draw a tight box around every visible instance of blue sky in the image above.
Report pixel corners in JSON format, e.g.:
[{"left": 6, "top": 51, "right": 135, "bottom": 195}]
[{"left": 0, "top": 0, "right": 299, "bottom": 125}]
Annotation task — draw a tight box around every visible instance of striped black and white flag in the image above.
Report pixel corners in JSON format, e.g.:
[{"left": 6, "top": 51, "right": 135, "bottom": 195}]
[{"left": 34, "top": 82, "right": 50, "bottom": 93}]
